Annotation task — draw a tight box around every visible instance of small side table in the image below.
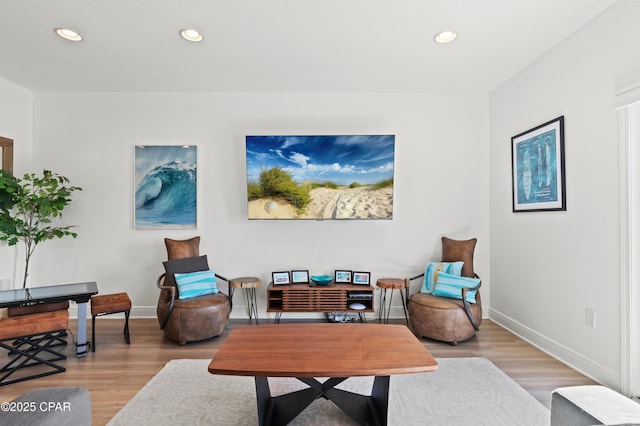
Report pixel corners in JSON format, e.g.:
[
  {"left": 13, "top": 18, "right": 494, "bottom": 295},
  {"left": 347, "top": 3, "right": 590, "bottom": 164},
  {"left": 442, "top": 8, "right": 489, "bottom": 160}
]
[
  {"left": 230, "top": 277, "right": 261, "bottom": 325},
  {"left": 377, "top": 278, "right": 409, "bottom": 325}
]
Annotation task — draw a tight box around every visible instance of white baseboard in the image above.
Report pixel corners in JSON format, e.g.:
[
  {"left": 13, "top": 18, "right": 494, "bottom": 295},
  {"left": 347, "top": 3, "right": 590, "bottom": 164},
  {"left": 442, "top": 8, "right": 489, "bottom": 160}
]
[
  {"left": 69, "top": 305, "right": 157, "bottom": 319},
  {"left": 68, "top": 304, "right": 379, "bottom": 321},
  {"left": 489, "top": 308, "right": 620, "bottom": 390}
]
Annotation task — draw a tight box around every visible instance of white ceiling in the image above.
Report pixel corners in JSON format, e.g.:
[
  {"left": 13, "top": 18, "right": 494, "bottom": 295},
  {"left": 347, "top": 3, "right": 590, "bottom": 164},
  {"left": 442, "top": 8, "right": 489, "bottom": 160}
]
[{"left": 0, "top": 0, "right": 618, "bottom": 93}]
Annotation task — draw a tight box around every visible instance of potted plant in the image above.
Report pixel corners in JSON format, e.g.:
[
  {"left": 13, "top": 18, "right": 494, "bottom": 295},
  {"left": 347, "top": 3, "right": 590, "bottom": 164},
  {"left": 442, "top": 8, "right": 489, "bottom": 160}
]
[{"left": 0, "top": 169, "right": 82, "bottom": 288}]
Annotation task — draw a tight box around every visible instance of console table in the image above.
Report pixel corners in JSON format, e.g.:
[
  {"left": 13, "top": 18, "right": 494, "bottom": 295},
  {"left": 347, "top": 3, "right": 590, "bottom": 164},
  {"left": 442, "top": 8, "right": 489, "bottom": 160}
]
[
  {"left": 267, "top": 282, "right": 374, "bottom": 322},
  {"left": 0, "top": 282, "right": 98, "bottom": 357}
]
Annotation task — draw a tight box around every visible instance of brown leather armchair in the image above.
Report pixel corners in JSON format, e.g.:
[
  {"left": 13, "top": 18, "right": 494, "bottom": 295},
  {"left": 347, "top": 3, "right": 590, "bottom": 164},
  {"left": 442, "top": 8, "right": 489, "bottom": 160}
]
[
  {"left": 156, "top": 237, "right": 233, "bottom": 345},
  {"left": 407, "top": 237, "right": 482, "bottom": 345}
]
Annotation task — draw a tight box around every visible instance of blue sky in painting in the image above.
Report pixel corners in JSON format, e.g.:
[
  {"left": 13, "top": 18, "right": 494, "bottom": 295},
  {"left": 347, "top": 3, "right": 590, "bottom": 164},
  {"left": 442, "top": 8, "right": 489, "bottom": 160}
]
[{"left": 245, "top": 135, "right": 395, "bottom": 186}]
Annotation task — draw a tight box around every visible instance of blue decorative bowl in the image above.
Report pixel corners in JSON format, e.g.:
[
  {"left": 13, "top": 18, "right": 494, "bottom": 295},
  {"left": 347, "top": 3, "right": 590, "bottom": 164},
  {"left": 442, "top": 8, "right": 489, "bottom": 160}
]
[{"left": 311, "top": 275, "right": 333, "bottom": 285}]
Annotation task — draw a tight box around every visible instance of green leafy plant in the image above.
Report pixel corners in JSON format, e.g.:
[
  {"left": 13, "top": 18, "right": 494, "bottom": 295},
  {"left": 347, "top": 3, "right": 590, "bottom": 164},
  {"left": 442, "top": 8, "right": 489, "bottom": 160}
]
[
  {"left": 0, "top": 169, "right": 82, "bottom": 288},
  {"left": 247, "top": 167, "right": 311, "bottom": 210},
  {"left": 372, "top": 177, "right": 394, "bottom": 190}
]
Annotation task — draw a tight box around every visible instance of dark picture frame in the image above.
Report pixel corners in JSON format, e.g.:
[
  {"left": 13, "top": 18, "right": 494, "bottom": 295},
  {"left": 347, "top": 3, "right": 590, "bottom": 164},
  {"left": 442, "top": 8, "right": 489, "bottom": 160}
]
[
  {"left": 291, "top": 270, "right": 309, "bottom": 284},
  {"left": 334, "top": 270, "right": 352, "bottom": 283},
  {"left": 352, "top": 271, "right": 371, "bottom": 285},
  {"left": 0, "top": 137, "right": 13, "bottom": 176},
  {"left": 511, "top": 116, "right": 566, "bottom": 212},
  {"left": 272, "top": 271, "right": 291, "bottom": 285}
]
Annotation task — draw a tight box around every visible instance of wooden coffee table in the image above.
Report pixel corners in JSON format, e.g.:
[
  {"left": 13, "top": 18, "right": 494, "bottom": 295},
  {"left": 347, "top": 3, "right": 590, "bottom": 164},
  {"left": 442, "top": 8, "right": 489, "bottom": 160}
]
[{"left": 208, "top": 323, "right": 438, "bottom": 426}]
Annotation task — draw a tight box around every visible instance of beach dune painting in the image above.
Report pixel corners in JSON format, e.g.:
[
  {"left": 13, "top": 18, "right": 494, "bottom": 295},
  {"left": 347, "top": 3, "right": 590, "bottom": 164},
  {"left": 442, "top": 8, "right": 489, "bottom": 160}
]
[
  {"left": 134, "top": 145, "right": 197, "bottom": 229},
  {"left": 246, "top": 135, "right": 395, "bottom": 220}
]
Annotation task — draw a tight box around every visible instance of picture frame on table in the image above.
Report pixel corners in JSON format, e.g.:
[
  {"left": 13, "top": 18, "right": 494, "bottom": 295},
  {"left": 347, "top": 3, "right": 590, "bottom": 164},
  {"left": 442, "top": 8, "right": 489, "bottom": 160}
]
[
  {"left": 352, "top": 271, "right": 371, "bottom": 285},
  {"left": 334, "top": 270, "right": 352, "bottom": 284},
  {"left": 272, "top": 271, "right": 291, "bottom": 285},
  {"left": 291, "top": 270, "right": 309, "bottom": 284},
  {"left": 511, "top": 116, "right": 566, "bottom": 212}
]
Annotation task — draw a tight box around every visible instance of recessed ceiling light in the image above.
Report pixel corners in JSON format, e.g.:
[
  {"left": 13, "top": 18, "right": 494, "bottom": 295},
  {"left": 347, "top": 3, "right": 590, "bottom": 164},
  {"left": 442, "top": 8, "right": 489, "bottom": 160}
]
[
  {"left": 434, "top": 30, "right": 457, "bottom": 44},
  {"left": 55, "top": 28, "right": 83, "bottom": 42},
  {"left": 180, "top": 29, "right": 203, "bottom": 42}
]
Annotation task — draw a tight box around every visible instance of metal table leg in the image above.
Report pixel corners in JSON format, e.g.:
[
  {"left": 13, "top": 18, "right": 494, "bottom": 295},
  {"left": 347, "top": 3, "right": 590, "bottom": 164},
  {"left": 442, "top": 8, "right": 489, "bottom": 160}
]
[{"left": 76, "top": 301, "right": 89, "bottom": 357}]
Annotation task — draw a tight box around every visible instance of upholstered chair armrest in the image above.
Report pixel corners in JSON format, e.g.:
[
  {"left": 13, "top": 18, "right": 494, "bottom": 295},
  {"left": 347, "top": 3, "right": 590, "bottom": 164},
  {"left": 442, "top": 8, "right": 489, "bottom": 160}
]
[
  {"left": 156, "top": 273, "right": 176, "bottom": 298},
  {"left": 408, "top": 273, "right": 425, "bottom": 281},
  {"left": 156, "top": 273, "right": 176, "bottom": 330},
  {"left": 406, "top": 273, "right": 425, "bottom": 294},
  {"left": 214, "top": 273, "right": 234, "bottom": 309},
  {"left": 460, "top": 274, "right": 481, "bottom": 331}
]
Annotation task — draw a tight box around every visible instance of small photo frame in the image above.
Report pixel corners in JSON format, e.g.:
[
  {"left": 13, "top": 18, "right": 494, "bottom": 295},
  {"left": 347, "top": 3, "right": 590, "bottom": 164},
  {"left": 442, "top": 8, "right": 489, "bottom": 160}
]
[
  {"left": 291, "top": 270, "right": 309, "bottom": 284},
  {"left": 352, "top": 271, "right": 371, "bottom": 285},
  {"left": 335, "top": 270, "right": 352, "bottom": 283},
  {"left": 272, "top": 271, "right": 291, "bottom": 285}
]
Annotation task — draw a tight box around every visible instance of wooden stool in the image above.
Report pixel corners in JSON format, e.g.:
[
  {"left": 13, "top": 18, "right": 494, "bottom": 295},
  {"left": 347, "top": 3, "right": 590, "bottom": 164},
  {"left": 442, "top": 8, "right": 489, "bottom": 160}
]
[
  {"left": 91, "top": 292, "right": 131, "bottom": 352},
  {"left": 377, "top": 278, "right": 410, "bottom": 325},
  {"left": 229, "top": 277, "right": 261, "bottom": 325}
]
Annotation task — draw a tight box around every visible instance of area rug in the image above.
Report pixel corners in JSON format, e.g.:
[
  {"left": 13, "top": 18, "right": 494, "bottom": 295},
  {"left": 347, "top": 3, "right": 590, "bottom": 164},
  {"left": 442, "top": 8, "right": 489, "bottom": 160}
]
[{"left": 107, "top": 357, "right": 549, "bottom": 425}]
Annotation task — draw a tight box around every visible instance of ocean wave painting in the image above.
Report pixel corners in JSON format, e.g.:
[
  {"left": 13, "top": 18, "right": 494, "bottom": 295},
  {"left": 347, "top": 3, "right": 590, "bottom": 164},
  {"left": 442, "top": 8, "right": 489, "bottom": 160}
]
[{"left": 135, "top": 145, "right": 197, "bottom": 229}]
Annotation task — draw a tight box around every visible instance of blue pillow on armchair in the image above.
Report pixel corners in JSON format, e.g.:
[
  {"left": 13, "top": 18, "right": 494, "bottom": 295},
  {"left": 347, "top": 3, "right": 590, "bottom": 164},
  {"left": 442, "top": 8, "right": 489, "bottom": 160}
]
[
  {"left": 162, "top": 255, "right": 210, "bottom": 288},
  {"left": 432, "top": 271, "right": 480, "bottom": 304},
  {"left": 421, "top": 261, "right": 464, "bottom": 294},
  {"left": 174, "top": 270, "right": 218, "bottom": 299}
]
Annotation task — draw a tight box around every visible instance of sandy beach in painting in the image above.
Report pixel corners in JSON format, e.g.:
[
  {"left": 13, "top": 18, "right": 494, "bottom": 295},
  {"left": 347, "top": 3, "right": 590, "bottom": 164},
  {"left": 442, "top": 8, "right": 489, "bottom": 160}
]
[{"left": 248, "top": 186, "right": 393, "bottom": 219}]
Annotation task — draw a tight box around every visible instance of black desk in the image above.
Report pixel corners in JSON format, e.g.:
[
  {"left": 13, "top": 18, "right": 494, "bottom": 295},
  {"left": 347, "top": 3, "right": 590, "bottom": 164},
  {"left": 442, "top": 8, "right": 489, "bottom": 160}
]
[{"left": 0, "top": 282, "right": 98, "bottom": 357}]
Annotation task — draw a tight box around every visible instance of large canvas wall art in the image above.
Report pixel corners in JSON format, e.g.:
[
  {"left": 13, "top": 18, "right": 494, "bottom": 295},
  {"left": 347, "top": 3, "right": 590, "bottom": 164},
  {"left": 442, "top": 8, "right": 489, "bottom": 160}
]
[
  {"left": 246, "top": 135, "right": 395, "bottom": 220},
  {"left": 134, "top": 145, "right": 197, "bottom": 229}
]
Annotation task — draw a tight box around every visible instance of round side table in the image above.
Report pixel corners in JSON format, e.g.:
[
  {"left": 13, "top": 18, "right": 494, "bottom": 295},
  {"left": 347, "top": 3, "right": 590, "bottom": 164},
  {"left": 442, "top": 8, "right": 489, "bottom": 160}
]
[
  {"left": 230, "top": 277, "right": 261, "bottom": 325},
  {"left": 376, "top": 278, "right": 409, "bottom": 325}
]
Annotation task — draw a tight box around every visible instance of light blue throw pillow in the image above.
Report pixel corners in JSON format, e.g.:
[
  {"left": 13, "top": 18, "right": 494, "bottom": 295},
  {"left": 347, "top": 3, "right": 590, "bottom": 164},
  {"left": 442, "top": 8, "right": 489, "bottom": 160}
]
[
  {"left": 174, "top": 270, "right": 218, "bottom": 299},
  {"left": 421, "top": 261, "right": 464, "bottom": 294},
  {"left": 433, "top": 271, "right": 480, "bottom": 303}
]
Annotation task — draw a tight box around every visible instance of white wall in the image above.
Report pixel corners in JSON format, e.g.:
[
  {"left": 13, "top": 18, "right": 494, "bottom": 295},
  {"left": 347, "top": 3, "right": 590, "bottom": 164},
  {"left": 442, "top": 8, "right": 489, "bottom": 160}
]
[
  {"left": 0, "top": 77, "right": 33, "bottom": 288},
  {"left": 489, "top": 0, "right": 640, "bottom": 389},
  {"left": 20, "top": 92, "right": 489, "bottom": 321}
]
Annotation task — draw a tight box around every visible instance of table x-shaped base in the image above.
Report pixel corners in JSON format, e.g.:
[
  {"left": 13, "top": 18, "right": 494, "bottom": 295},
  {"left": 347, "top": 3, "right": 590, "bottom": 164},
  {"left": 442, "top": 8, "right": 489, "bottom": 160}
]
[{"left": 255, "top": 375, "right": 390, "bottom": 426}]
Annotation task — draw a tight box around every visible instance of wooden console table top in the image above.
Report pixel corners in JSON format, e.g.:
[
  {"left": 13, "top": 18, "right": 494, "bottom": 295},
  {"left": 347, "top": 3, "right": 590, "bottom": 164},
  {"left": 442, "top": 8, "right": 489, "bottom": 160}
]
[{"left": 208, "top": 323, "right": 437, "bottom": 378}]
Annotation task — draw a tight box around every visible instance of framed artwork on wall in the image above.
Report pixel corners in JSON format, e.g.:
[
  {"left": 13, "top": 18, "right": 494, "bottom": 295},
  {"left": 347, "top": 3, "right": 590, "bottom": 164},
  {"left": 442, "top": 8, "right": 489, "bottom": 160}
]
[
  {"left": 511, "top": 116, "right": 566, "bottom": 212},
  {"left": 134, "top": 145, "right": 197, "bottom": 229},
  {"left": 0, "top": 137, "right": 13, "bottom": 176},
  {"left": 245, "top": 135, "right": 395, "bottom": 220}
]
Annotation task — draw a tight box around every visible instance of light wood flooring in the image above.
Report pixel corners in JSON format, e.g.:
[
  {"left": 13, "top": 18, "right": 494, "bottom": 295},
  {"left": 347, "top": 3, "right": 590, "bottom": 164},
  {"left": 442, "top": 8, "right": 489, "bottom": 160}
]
[{"left": 2, "top": 318, "right": 596, "bottom": 425}]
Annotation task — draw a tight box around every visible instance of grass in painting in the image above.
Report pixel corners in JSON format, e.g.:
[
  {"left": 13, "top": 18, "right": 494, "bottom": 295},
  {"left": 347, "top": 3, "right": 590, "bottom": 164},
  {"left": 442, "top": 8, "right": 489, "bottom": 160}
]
[
  {"left": 309, "top": 181, "right": 339, "bottom": 190},
  {"left": 247, "top": 167, "right": 311, "bottom": 210},
  {"left": 371, "top": 177, "right": 393, "bottom": 190}
]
